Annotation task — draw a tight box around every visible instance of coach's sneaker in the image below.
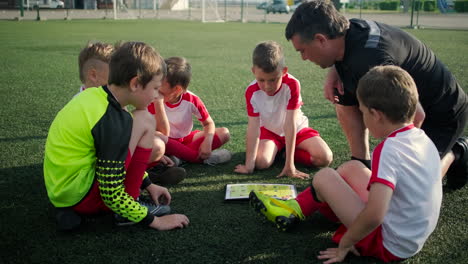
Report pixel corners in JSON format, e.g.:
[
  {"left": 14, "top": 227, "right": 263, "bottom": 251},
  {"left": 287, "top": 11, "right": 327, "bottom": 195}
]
[
  {"left": 147, "top": 164, "right": 187, "bottom": 185},
  {"left": 203, "top": 149, "right": 232, "bottom": 166},
  {"left": 249, "top": 191, "right": 304, "bottom": 231},
  {"left": 114, "top": 199, "right": 171, "bottom": 226},
  {"left": 447, "top": 137, "right": 468, "bottom": 189}
]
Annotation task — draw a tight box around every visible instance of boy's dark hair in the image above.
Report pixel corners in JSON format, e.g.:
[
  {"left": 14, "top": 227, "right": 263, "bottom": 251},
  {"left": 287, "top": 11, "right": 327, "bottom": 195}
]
[
  {"left": 165, "top": 57, "right": 192, "bottom": 90},
  {"left": 108, "top": 42, "right": 166, "bottom": 89},
  {"left": 285, "top": 0, "right": 349, "bottom": 42},
  {"left": 357, "top": 65, "right": 418, "bottom": 124},
  {"left": 78, "top": 42, "right": 114, "bottom": 83},
  {"left": 252, "top": 41, "right": 285, "bottom": 73}
]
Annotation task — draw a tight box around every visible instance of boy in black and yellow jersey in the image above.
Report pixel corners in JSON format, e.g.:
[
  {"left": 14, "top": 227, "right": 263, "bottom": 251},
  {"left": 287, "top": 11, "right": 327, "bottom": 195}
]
[{"left": 44, "top": 42, "right": 189, "bottom": 231}]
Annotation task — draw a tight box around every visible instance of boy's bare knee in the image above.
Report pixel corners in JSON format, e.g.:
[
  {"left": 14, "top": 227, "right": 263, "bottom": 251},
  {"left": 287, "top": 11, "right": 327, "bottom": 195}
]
[
  {"left": 312, "top": 167, "right": 337, "bottom": 189},
  {"left": 336, "top": 160, "right": 365, "bottom": 175},
  {"left": 313, "top": 150, "right": 333, "bottom": 167},
  {"left": 132, "top": 110, "right": 155, "bottom": 131},
  {"left": 255, "top": 158, "right": 272, "bottom": 170},
  {"left": 219, "top": 127, "right": 230, "bottom": 143}
]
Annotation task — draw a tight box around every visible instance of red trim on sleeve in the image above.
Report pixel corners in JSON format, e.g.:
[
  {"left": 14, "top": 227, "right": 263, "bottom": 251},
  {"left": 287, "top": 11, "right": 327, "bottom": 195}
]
[
  {"left": 284, "top": 74, "right": 303, "bottom": 110},
  {"left": 245, "top": 83, "right": 260, "bottom": 117},
  {"left": 368, "top": 140, "right": 395, "bottom": 190},
  {"left": 185, "top": 92, "right": 210, "bottom": 122},
  {"left": 147, "top": 102, "right": 155, "bottom": 115}
]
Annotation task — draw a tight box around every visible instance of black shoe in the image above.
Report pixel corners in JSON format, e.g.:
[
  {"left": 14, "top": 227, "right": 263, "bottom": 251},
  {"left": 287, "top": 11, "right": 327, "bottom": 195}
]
[
  {"left": 55, "top": 207, "right": 82, "bottom": 231},
  {"left": 147, "top": 165, "right": 186, "bottom": 185},
  {"left": 446, "top": 137, "right": 468, "bottom": 189}
]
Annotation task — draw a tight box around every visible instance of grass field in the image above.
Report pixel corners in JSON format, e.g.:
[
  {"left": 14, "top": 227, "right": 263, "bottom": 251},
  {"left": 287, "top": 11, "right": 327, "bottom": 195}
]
[{"left": 0, "top": 19, "right": 467, "bottom": 264}]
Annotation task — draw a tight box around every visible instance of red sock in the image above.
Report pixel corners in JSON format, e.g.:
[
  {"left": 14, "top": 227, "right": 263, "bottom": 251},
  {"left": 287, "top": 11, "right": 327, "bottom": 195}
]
[
  {"left": 165, "top": 138, "right": 201, "bottom": 163},
  {"left": 318, "top": 203, "right": 340, "bottom": 222},
  {"left": 186, "top": 134, "right": 223, "bottom": 151},
  {"left": 125, "top": 146, "right": 152, "bottom": 199},
  {"left": 166, "top": 134, "right": 224, "bottom": 163},
  {"left": 295, "top": 186, "right": 323, "bottom": 216},
  {"left": 294, "top": 149, "right": 314, "bottom": 167}
]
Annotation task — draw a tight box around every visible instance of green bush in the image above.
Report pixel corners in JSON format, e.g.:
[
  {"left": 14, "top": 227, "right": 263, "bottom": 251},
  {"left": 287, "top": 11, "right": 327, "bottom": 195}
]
[
  {"left": 423, "top": 0, "right": 436, "bottom": 11},
  {"left": 454, "top": 0, "right": 468, "bottom": 12},
  {"left": 379, "top": 1, "right": 399, "bottom": 10}
]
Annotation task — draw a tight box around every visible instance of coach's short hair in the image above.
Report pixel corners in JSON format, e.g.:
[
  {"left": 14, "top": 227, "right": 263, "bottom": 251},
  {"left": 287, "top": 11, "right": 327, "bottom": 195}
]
[
  {"left": 252, "top": 41, "right": 285, "bottom": 73},
  {"left": 285, "top": 0, "right": 349, "bottom": 43},
  {"left": 108, "top": 41, "right": 166, "bottom": 89},
  {"left": 357, "top": 65, "right": 419, "bottom": 124}
]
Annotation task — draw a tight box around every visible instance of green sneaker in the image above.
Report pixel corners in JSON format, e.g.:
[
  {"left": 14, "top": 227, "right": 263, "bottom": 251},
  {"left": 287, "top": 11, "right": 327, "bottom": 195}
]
[{"left": 249, "top": 191, "right": 305, "bottom": 231}]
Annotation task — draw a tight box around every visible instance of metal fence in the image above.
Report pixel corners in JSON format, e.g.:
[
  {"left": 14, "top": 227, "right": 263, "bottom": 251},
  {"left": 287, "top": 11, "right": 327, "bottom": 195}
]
[{"left": 1, "top": 2, "right": 468, "bottom": 30}]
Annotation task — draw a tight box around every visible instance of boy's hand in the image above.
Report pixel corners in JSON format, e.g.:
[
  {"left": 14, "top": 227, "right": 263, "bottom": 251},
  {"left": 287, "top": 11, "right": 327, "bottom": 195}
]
[
  {"left": 324, "top": 67, "right": 343, "bottom": 104},
  {"left": 160, "top": 155, "right": 175, "bottom": 167},
  {"left": 198, "top": 140, "right": 212, "bottom": 160},
  {"left": 149, "top": 214, "right": 190, "bottom": 231},
  {"left": 146, "top": 184, "right": 172, "bottom": 205},
  {"left": 277, "top": 167, "right": 309, "bottom": 179},
  {"left": 154, "top": 90, "right": 165, "bottom": 102},
  {"left": 234, "top": 164, "right": 253, "bottom": 174},
  {"left": 317, "top": 245, "right": 360, "bottom": 264}
]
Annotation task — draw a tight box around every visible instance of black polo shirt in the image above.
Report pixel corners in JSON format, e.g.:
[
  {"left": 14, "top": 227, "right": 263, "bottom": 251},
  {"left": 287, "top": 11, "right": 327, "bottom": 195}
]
[{"left": 335, "top": 19, "right": 467, "bottom": 125}]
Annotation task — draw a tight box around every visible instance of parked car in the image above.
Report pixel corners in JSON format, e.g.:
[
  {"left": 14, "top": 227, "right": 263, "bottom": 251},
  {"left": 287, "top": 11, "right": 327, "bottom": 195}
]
[
  {"left": 266, "top": 0, "right": 290, "bottom": 14},
  {"left": 256, "top": 1, "right": 268, "bottom": 10},
  {"left": 289, "top": 2, "right": 302, "bottom": 12}
]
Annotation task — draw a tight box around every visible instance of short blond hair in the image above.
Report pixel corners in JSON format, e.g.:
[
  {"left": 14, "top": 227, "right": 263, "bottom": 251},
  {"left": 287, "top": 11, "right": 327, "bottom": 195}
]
[
  {"left": 78, "top": 42, "right": 114, "bottom": 83},
  {"left": 357, "top": 65, "right": 418, "bottom": 124}
]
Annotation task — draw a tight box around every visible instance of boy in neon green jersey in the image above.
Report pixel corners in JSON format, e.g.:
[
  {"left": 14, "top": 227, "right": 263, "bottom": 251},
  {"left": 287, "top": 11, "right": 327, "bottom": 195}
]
[{"left": 44, "top": 42, "right": 189, "bottom": 231}]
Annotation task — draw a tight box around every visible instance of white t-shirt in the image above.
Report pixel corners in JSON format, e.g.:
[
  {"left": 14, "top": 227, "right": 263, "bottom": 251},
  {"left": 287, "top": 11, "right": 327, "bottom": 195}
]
[
  {"left": 370, "top": 124, "right": 442, "bottom": 258},
  {"left": 245, "top": 73, "right": 308, "bottom": 136},
  {"left": 148, "top": 91, "right": 209, "bottom": 139}
]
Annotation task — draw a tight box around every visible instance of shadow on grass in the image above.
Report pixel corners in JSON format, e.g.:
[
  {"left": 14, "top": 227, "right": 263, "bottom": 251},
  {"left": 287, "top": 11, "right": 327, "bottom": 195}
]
[
  {"left": 0, "top": 135, "right": 46, "bottom": 143},
  {"left": 0, "top": 163, "right": 384, "bottom": 264}
]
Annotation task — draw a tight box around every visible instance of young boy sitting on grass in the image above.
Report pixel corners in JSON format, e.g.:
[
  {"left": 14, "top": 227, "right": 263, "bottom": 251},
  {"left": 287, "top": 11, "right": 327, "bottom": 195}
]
[
  {"left": 44, "top": 42, "right": 189, "bottom": 231},
  {"left": 77, "top": 41, "right": 114, "bottom": 94},
  {"left": 77, "top": 41, "right": 186, "bottom": 185},
  {"left": 249, "top": 65, "right": 442, "bottom": 262},
  {"left": 235, "top": 41, "right": 332, "bottom": 179},
  {"left": 147, "top": 56, "right": 231, "bottom": 166}
]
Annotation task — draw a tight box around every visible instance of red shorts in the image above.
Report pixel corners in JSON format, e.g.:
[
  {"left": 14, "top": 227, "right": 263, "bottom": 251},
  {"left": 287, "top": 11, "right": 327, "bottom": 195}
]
[
  {"left": 172, "top": 130, "right": 200, "bottom": 145},
  {"left": 332, "top": 225, "right": 403, "bottom": 262},
  {"left": 259, "top": 127, "right": 320, "bottom": 150}
]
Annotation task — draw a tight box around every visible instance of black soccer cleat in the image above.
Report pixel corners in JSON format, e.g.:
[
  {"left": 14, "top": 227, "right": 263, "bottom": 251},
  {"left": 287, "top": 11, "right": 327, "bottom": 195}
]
[{"left": 446, "top": 137, "right": 468, "bottom": 189}]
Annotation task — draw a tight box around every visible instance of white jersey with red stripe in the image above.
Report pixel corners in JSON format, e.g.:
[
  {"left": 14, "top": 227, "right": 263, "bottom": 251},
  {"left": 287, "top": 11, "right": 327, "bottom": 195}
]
[
  {"left": 369, "top": 124, "right": 442, "bottom": 258},
  {"left": 163, "top": 91, "right": 209, "bottom": 139},
  {"left": 245, "top": 73, "right": 308, "bottom": 136}
]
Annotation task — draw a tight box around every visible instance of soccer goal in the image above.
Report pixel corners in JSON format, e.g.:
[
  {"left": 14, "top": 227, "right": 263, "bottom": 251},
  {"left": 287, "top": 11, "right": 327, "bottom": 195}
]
[{"left": 201, "top": 0, "right": 224, "bottom": 23}]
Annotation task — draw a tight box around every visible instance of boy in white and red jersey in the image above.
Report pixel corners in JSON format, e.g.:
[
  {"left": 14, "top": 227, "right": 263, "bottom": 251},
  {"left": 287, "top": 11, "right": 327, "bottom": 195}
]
[
  {"left": 234, "top": 41, "right": 332, "bottom": 179},
  {"left": 249, "top": 66, "right": 442, "bottom": 262},
  {"left": 147, "top": 56, "right": 231, "bottom": 165}
]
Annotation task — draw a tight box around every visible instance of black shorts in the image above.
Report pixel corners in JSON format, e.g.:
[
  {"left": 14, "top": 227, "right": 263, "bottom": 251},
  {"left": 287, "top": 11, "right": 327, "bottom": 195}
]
[{"left": 422, "top": 106, "right": 468, "bottom": 157}]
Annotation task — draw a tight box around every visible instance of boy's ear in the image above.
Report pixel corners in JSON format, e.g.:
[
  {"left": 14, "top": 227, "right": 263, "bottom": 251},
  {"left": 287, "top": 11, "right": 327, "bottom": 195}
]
[
  {"left": 88, "top": 68, "right": 97, "bottom": 83},
  {"left": 282, "top": 66, "right": 288, "bottom": 75},
  {"left": 251, "top": 66, "right": 256, "bottom": 74},
  {"left": 129, "top": 76, "right": 140, "bottom": 92},
  {"left": 174, "top": 85, "right": 185, "bottom": 95},
  {"left": 370, "top": 108, "right": 384, "bottom": 122}
]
